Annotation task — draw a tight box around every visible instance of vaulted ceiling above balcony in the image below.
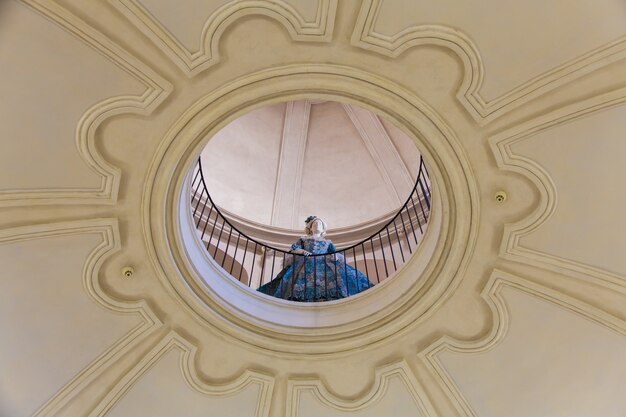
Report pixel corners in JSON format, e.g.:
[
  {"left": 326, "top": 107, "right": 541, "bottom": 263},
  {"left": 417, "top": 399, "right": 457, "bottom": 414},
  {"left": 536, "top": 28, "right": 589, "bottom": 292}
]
[{"left": 200, "top": 100, "right": 422, "bottom": 231}]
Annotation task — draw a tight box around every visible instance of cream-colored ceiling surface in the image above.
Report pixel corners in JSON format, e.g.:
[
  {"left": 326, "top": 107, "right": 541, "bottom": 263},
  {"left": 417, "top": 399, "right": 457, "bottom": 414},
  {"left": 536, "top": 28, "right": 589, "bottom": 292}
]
[
  {"left": 2, "top": 0, "right": 626, "bottom": 417},
  {"left": 104, "top": 347, "right": 262, "bottom": 417},
  {"left": 293, "top": 370, "right": 429, "bottom": 417},
  {"left": 134, "top": 0, "right": 321, "bottom": 52},
  {"left": 0, "top": 0, "right": 144, "bottom": 201},
  {"left": 437, "top": 284, "right": 626, "bottom": 417},
  {"left": 135, "top": 0, "right": 235, "bottom": 51},
  {"left": 512, "top": 103, "right": 626, "bottom": 281},
  {"left": 373, "top": 0, "right": 626, "bottom": 100},
  {"left": 0, "top": 222, "right": 144, "bottom": 417}
]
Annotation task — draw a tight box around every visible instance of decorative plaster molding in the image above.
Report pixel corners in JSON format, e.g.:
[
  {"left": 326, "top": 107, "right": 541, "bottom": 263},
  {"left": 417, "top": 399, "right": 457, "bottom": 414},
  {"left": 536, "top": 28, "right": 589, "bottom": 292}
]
[
  {"left": 110, "top": 0, "right": 338, "bottom": 77},
  {"left": 0, "top": 219, "right": 161, "bottom": 417},
  {"left": 287, "top": 360, "right": 437, "bottom": 417},
  {"left": 90, "top": 330, "right": 274, "bottom": 417},
  {"left": 351, "top": 0, "right": 626, "bottom": 125},
  {"left": 420, "top": 269, "right": 626, "bottom": 417},
  {"left": 490, "top": 88, "right": 626, "bottom": 293},
  {"left": 0, "top": 0, "right": 172, "bottom": 207},
  {"left": 271, "top": 100, "right": 311, "bottom": 228},
  {"left": 343, "top": 103, "right": 414, "bottom": 204}
]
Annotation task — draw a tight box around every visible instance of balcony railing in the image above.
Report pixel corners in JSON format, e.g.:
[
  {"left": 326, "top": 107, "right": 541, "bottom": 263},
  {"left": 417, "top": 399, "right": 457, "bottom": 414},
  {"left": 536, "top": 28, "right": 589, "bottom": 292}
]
[{"left": 190, "top": 157, "right": 431, "bottom": 301}]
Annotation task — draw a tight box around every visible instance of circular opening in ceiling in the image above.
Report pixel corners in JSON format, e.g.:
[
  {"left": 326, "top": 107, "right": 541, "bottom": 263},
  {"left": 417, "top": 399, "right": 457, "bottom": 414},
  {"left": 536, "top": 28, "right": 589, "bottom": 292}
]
[
  {"left": 189, "top": 99, "right": 432, "bottom": 302},
  {"left": 145, "top": 64, "right": 476, "bottom": 353}
]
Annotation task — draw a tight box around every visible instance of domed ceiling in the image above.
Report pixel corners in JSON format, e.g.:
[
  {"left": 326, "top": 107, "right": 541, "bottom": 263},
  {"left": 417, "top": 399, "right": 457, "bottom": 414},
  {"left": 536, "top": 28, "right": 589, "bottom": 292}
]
[
  {"left": 200, "top": 100, "right": 421, "bottom": 229},
  {"left": 2, "top": 1, "right": 626, "bottom": 417}
]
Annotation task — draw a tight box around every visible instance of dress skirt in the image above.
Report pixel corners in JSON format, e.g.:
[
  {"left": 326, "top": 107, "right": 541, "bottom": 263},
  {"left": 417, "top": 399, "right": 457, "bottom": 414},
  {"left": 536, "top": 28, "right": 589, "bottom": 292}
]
[{"left": 257, "top": 237, "right": 373, "bottom": 301}]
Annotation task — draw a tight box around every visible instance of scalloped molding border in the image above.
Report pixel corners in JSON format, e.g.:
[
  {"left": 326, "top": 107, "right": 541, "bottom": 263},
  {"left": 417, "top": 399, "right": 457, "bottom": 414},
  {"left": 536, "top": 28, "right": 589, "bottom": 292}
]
[
  {"left": 420, "top": 269, "right": 626, "bottom": 417},
  {"left": 490, "top": 87, "right": 626, "bottom": 293},
  {"left": 0, "top": 0, "right": 172, "bottom": 207},
  {"left": 351, "top": 0, "right": 626, "bottom": 125},
  {"left": 286, "top": 360, "right": 437, "bottom": 416},
  {"left": 110, "top": 0, "right": 338, "bottom": 77},
  {"left": 0, "top": 219, "right": 161, "bottom": 417},
  {"left": 90, "top": 330, "right": 274, "bottom": 417}
]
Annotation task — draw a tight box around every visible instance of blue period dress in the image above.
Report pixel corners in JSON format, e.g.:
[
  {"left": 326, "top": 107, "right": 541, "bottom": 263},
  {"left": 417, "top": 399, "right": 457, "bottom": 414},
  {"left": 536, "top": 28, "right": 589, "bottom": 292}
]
[{"left": 257, "top": 236, "right": 374, "bottom": 301}]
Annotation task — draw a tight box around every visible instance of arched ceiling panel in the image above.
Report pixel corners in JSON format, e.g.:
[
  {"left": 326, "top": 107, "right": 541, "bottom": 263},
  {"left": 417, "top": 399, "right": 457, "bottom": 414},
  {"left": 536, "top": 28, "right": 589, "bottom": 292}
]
[
  {"left": 0, "top": 0, "right": 145, "bottom": 200},
  {"left": 104, "top": 346, "right": 266, "bottom": 417},
  {"left": 132, "top": 0, "right": 233, "bottom": 51},
  {"left": 0, "top": 225, "right": 142, "bottom": 417},
  {"left": 373, "top": 0, "right": 626, "bottom": 101},
  {"left": 436, "top": 285, "right": 626, "bottom": 417},
  {"left": 512, "top": 102, "right": 626, "bottom": 284}
]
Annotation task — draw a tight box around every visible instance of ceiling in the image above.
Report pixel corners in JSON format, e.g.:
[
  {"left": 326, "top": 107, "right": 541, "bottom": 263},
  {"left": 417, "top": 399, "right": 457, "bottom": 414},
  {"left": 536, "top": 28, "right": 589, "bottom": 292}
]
[
  {"left": 1, "top": 1, "right": 626, "bottom": 417},
  {"left": 200, "top": 100, "right": 421, "bottom": 229}
]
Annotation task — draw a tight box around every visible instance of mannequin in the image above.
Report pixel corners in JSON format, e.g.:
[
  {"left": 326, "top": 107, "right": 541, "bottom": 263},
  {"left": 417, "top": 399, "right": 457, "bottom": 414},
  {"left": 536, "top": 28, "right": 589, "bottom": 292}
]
[{"left": 257, "top": 216, "right": 373, "bottom": 301}]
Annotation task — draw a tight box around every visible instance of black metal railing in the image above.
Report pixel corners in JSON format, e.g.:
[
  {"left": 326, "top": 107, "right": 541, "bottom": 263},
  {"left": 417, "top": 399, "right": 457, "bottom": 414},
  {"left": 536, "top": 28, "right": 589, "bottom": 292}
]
[{"left": 190, "top": 157, "right": 431, "bottom": 301}]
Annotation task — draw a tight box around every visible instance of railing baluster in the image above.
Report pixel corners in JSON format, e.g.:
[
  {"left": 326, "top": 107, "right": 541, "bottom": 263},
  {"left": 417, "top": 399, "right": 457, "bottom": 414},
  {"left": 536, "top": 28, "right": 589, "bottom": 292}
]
[
  {"left": 378, "top": 233, "right": 389, "bottom": 279},
  {"left": 399, "top": 210, "right": 414, "bottom": 251},
  {"left": 333, "top": 252, "right": 338, "bottom": 298},
  {"left": 313, "top": 256, "right": 317, "bottom": 301},
  {"left": 206, "top": 208, "right": 220, "bottom": 252},
  {"left": 410, "top": 194, "right": 423, "bottom": 234},
  {"left": 249, "top": 243, "right": 258, "bottom": 287},
  {"left": 303, "top": 256, "right": 308, "bottom": 302},
  {"left": 190, "top": 166, "right": 201, "bottom": 189},
  {"left": 290, "top": 253, "right": 297, "bottom": 300},
  {"left": 195, "top": 192, "right": 209, "bottom": 229},
  {"left": 199, "top": 205, "right": 213, "bottom": 240},
  {"left": 416, "top": 190, "right": 428, "bottom": 225},
  {"left": 192, "top": 186, "right": 205, "bottom": 220},
  {"left": 370, "top": 240, "right": 380, "bottom": 284},
  {"left": 352, "top": 247, "right": 359, "bottom": 293},
  {"left": 213, "top": 220, "right": 226, "bottom": 258},
  {"left": 279, "top": 252, "right": 287, "bottom": 299},
  {"left": 270, "top": 250, "right": 276, "bottom": 283},
  {"left": 229, "top": 233, "right": 241, "bottom": 275},
  {"left": 361, "top": 243, "right": 370, "bottom": 281},
  {"left": 393, "top": 219, "right": 405, "bottom": 263},
  {"left": 221, "top": 226, "right": 233, "bottom": 266},
  {"left": 239, "top": 238, "right": 249, "bottom": 282},
  {"left": 343, "top": 250, "right": 349, "bottom": 296},
  {"left": 420, "top": 160, "right": 432, "bottom": 199},
  {"left": 324, "top": 254, "right": 328, "bottom": 300},
  {"left": 259, "top": 248, "right": 267, "bottom": 286},
  {"left": 385, "top": 227, "right": 397, "bottom": 271}
]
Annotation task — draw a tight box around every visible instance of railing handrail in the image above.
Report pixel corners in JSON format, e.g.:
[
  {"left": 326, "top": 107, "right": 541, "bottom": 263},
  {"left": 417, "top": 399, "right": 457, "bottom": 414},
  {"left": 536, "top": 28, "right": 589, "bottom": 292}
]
[{"left": 196, "top": 157, "right": 429, "bottom": 256}]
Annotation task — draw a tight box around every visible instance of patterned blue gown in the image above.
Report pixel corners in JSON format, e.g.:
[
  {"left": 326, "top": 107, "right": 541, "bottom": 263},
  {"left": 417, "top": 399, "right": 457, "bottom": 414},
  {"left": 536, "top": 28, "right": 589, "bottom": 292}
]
[{"left": 257, "top": 237, "right": 374, "bottom": 301}]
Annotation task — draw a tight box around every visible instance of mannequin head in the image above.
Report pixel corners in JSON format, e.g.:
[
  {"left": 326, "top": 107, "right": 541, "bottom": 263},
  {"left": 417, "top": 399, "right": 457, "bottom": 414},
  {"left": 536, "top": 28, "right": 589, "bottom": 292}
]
[{"left": 304, "top": 216, "right": 327, "bottom": 237}]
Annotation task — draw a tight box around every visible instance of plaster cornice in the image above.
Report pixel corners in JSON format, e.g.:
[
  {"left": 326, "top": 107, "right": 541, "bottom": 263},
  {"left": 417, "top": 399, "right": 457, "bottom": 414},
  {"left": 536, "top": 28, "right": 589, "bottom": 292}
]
[
  {"left": 287, "top": 360, "right": 437, "bottom": 417},
  {"left": 110, "top": 0, "right": 338, "bottom": 77},
  {"left": 90, "top": 330, "right": 274, "bottom": 417}
]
